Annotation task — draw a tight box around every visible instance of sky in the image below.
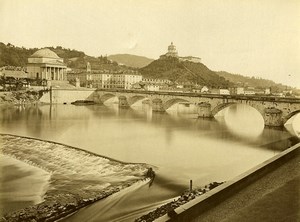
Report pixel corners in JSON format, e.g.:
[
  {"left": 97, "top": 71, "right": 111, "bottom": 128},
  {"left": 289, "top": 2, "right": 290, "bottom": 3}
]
[{"left": 0, "top": 0, "right": 299, "bottom": 88}]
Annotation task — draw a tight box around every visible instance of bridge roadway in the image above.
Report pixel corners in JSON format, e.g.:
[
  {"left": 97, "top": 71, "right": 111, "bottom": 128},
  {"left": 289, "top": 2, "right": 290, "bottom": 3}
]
[
  {"left": 93, "top": 89, "right": 300, "bottom": 127},
  {"left": 45, "top": 88, "right": 300, "bottom": 127}
]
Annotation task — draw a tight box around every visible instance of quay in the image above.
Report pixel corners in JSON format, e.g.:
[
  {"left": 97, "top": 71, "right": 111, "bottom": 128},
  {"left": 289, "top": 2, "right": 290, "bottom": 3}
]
[{"left": 155, "top": 143, "right": 300, "bottom": 222}]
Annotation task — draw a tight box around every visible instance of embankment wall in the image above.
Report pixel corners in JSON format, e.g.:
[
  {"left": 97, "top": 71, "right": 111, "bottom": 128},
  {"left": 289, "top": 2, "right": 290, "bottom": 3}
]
[
  {"left": 40, "top": 88, "right": 95, "bottom": 104},
  {"left": 156, "top": 143, "right": 300, "bottom": 222}
]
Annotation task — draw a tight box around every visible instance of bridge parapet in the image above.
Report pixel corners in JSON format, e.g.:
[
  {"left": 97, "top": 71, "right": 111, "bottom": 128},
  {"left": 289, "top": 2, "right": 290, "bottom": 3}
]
[{"left": 73, "top": 89, "right": 300, "bottom": 127}]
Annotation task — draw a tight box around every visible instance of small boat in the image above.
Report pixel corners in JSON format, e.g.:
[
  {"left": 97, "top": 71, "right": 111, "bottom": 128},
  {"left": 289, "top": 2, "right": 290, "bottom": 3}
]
[{"left": 71, "top": 100, "right": 95, "bottom": 105}]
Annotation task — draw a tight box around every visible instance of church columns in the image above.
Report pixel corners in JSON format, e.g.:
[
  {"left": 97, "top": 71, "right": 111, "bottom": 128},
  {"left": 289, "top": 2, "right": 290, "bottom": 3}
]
[
  {"left": 56, "top": 68, "right": 59, "bottom": 80},
  {"left": 44, "top": 67, "right": 47, "bottom": 79},
  {"left": 42, "top": 67, "right": 65, "bottom": 81}
]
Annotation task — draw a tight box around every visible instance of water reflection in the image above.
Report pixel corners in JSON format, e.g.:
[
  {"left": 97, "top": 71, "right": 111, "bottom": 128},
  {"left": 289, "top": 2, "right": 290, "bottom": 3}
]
[
  {"left": 222, "top": 104, "right": 264, "bottom": 139},
  {"left": 1, "top": 103, "right": 299, "bottom": 221}
]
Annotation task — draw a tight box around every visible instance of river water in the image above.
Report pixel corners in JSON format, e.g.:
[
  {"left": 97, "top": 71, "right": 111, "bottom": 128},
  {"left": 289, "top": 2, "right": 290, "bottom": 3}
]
[{"left": 0, "top": 101, "right": 299, "bottom": 221}]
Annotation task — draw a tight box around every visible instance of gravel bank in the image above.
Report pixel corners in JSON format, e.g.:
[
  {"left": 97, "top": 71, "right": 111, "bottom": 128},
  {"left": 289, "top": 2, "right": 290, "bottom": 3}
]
[{"left": 135, "top": 182, "right": 224, "bottom": 222}]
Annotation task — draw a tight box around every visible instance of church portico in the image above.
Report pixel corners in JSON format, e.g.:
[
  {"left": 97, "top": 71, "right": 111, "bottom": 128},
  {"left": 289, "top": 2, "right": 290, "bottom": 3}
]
[{"left": 27, "top": 48, "right": 67, "bottom": 81}]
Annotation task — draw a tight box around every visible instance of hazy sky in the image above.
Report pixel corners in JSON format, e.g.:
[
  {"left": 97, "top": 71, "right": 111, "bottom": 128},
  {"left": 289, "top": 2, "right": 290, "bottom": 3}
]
[{"left": 1, "top": 0, "right": 299, "bottom": 88}]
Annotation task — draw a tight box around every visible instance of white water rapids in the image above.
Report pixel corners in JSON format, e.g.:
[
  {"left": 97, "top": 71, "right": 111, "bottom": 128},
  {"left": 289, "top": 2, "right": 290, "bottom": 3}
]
[{"left": 0, "top": 134, "right": 149, "bottom": 216}]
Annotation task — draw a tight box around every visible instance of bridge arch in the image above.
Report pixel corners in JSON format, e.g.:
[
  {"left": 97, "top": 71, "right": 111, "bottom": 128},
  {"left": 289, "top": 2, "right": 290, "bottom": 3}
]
[
  {"left": 211, "top": 102, "right": 265, "bottom": 119},
  {"left": 100, "top": 93, "right": 117, "bottom": 103},
  {"left": 163, "top": 98, "right": 191, "bottom": 110},
  {"left": 283, "top": 110, "right": 300, "bottom": 124},
  {"left": 211, "top": 102, "right": 237, "bottom": 116},
  {"left": 128, "top": 95, "right": 147, "bottom": 106}
]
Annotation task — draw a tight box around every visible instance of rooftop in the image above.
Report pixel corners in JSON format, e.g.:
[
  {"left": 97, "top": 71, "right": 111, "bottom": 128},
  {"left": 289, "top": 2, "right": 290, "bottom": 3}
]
[{"left": 30, "top": 48, "right": 60, "bottom": 59}]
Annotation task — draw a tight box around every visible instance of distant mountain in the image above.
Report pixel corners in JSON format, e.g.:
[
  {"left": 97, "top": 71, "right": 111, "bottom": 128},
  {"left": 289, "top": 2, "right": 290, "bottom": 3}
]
[
  {"left": 140, "top": 57, "right": 232, "bottom": 88},
  {"left": 108, "top": 54, "right": 154, "bottom": 68}
]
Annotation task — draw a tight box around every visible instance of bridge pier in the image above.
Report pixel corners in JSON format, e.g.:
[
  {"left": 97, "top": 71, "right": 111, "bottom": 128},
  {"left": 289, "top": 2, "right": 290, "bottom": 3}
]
[
  {"left": 197, "top": 102, "right": 212, "bottom": 118},
  {"left": 118, "top": 96, "right": 129, "bottom": 108},
  {"left": 92, "top": 93, "right": 103, "bottom": 104},
  {"left": 152, "top": 98, "right": 165, "bottom": 112},
  {"left": 264, "top": 108, "right": 283, "bottom": 127}
]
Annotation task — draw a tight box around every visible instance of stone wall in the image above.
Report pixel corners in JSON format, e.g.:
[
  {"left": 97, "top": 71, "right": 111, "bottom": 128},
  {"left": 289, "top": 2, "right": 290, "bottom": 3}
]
[{"left": 40, "top": 88, "right": 95, "bottom": 104}]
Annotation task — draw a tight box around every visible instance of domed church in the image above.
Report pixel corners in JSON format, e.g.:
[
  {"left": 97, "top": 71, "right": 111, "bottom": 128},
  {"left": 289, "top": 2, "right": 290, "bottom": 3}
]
[{"left": 27, "top": 48, "right": 67, "bottom": 81}]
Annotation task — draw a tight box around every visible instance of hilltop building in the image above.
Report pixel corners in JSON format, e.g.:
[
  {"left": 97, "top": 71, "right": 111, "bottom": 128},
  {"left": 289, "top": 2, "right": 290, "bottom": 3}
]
[
  {"left": 27, "top": 48, "right": 67, "bottom": 81},
  {"left": 160, "top": 42, "right": 201, "bottom": 63}
]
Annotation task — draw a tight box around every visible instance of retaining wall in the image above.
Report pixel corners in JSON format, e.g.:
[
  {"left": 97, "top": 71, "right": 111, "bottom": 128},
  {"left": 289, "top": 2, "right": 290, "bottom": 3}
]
[
  {"left": 156, "top": 143, "right": 300, "bottom": 222},
  {"left": 40, "top": 88, "right": 95, "bottom": 104}
]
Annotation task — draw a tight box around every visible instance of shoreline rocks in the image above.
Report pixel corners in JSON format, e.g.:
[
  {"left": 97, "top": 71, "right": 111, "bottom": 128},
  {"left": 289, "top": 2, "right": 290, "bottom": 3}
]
[
  {"left": 0, "top": 90, "right": 44, "bottom": 106},
  {"left": 135, "top": 181, "right": 224, "bottom": 222}
]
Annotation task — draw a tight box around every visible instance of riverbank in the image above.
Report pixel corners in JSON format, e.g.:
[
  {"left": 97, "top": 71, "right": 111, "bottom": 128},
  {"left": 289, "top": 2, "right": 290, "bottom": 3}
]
[
  {"left": 0, "top": 134, "right": 150, "bottom": 222},
  {"left": 193, "top": 145, "right": 300, "bottom": 222},
  {"left": 0, "top": 90, "right": 41, "bottom": 106},
  {"left": 135, "top": 182, "right": 224, "bottom": 222}
]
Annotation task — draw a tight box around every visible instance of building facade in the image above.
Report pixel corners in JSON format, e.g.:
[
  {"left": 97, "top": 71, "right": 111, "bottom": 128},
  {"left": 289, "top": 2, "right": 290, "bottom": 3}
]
[
  {"left": 67, "top": 70, "right": 142, "bottom": 89},
  {"left": 92, "top": 72, "right": 142, "bottom": 89},
  {"left": 27, "top": 48, "right": 67, "bottom": 81}
]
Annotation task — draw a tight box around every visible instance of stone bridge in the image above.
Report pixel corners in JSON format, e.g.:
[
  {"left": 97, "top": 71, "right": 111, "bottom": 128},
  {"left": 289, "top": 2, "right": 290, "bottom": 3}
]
[
  {"left": 41, "top": 88, "right": 300, "bottom": 127},
  {"left": 92, "top": 89, "right": 300, "bottom": 127}
]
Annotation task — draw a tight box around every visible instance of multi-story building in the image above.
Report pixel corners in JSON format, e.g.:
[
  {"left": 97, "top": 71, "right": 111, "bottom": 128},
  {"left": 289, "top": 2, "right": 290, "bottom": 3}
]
[
  {"left": 67, "top": 72, "right": 92, "bottom": 87},
  {"left": 92, "top": 71, "right": 142, "bottom": 89},
  {"left": 142, "top": 78, "right": 171, "bottom": 85},
  {"left": 68, "top": 70, "right": 142, "bottom": 89}
]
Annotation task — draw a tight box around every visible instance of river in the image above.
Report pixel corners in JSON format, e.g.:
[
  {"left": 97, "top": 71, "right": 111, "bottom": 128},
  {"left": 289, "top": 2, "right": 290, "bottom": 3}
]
[{"left": 0, "top": 101, "right": 299, "bottom": 221}]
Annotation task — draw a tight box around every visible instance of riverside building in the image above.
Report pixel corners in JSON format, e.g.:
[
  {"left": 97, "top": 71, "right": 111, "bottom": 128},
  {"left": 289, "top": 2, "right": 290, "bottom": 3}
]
[
  {"left": 92, "top": 71, "right": 142, "bottom": 89},
  {"left": 67, "top": 69, "right": 142, "bottom": 89},
  {"left": 27, "top": 48, "right": 67, "bottom": 81}
]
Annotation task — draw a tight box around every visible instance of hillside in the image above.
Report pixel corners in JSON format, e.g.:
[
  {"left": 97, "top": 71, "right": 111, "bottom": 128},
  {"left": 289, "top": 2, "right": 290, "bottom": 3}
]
[
  {"left": 108, "top": 54, "right": 154, "bottom": 68},
  {"left": 140, "top": 57, "right": 232, "bottom": 88},
  {"left": 0, "top": 43, "right": 133, "bottom": 71},
  {"left": 217, "top": 71, "right": 292, "bottom": 92},
  {"left": 0, "top": 43, "right": 37, "bottom": 67}
]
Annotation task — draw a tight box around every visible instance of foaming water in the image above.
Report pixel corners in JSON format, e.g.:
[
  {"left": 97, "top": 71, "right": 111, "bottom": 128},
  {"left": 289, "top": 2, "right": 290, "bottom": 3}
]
[
  {"left": 0, "top": 154, "right": 50, "bottom": 215},
  {"left": 0, "top": 134, "right": 148, "bottom": 216},
  {"left": 65, "top": 180, "right": 174, "bottom": 222}
]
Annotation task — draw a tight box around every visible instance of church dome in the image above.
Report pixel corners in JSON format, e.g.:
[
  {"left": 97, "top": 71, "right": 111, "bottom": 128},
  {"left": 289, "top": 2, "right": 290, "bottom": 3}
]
[{"left": 30, "top": 48, "right": 60, "bottom": 59}]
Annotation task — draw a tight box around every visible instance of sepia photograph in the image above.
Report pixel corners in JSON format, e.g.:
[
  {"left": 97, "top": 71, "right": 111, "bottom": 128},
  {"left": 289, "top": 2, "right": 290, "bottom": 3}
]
[{"left": 0, "top": 0, "right": 299, "bottom": 221}]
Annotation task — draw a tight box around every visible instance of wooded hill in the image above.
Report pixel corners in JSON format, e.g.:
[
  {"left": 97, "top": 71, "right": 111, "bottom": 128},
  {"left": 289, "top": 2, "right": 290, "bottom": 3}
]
[
  {"left": 108, "top": 54, "right": 154, "bottom": 68},
  {"left": 0, "top": 43, "right": 134, "bottom": 72},
  {"left": 139, "top": 57, "right": 232, "bottom": 88},
  {"left": 217, "top": 71, "right": 292, "bottom": 92}
]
